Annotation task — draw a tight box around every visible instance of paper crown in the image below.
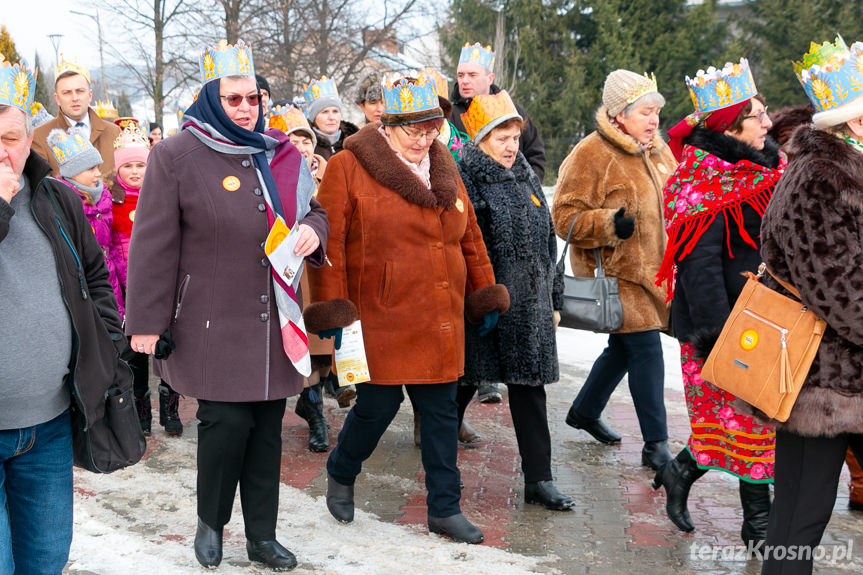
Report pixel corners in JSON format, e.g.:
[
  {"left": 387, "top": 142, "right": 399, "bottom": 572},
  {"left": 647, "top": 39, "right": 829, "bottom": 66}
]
[
  {"left": 686, "top": 58, "right": 758, "bottom": 114},
  {"left": 381, "top": 76, "right": 442, "bottom": 125},
  {"left": 199, "top": 39, "right": 255, "bottom": 84},
  {"left": 793, "top": 36, "right": 863, "bottom": 116},
  {"left": 114, "top": 117, "right": 139, "bottom": 130},
  {"left": 459, "top": 43, "right": 495, "bottom": 71},
  {"left": 94, "top": 99, "right": 118, "bottom": 120},
  {"left": 177, "top": 105, "right": 187, "bottom": 127},
  {"left": 113, "top": 123, "right": 149, "bottom": 150},
  {"left": 303, "top": 76, "right": 339, "bottom": 106},
  {"left": 418, "top": 68, "right": 448, "bottom": 102},
  {"left": 47, "top": 128, "right": 95, "bottom": 165},
  {"left": 0, "top": 54, "right": 37, "bottom": 114},
  {"left": 625, "top": 73, "right": 658, "bottom": 107},
  {"left": 269, "top": 105, "right": 313, "bottom": 136},
  {"left": 56, "top": 55, "right": 90, "bottom": 83},
  {"left": 461, "top": 90, "right": 521, "bottom": 142}
]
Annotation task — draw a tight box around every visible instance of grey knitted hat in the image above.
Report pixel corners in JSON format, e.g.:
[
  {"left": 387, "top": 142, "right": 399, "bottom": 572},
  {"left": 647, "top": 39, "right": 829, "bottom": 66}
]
[
  {"left": 46, "top": 128, "right": 103, "bottom": 179},
  {"left": 307, "top": 94, "right": 342, "bottom": 127},
  {"left": 602, "top": 70, "right": 659, "bottom": 117}
]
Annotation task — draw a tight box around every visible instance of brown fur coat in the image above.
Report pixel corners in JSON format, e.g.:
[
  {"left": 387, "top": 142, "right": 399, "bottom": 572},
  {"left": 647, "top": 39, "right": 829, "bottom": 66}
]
[
  {"left": 753, "top": 125, "right": 863, "bottom": 437},
  {"left": 552, "top": 107, "right": 676, "bottom": 332}
]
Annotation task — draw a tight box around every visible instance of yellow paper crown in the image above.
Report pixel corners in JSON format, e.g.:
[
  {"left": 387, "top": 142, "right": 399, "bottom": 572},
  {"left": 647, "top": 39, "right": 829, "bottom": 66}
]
[
  {"left": 269, "top": 105, "right": 313, "bottom": 136},
  {"left": 0, "top": 53, "right": 37, "bottom": 114},
  {"left": 418, "top": 68, "right": 449, "bottom": 101},
  {"left": 458, "top": 43, "right": 495, "bottom": 71},
  {"left": 624, "top": 72, "right": 658, "bottom": 106},
  {"left": 461, "top": 90, "right": 521, "bottom": 142},
  {"left": 199, "top": 39, "right": 255, "bottom": 84},
  {"left": 94, "top": 99, "right": 118, "bottom": 120},
  {"left": 56, "top": 55, "right": 90, "bottom": 83}
]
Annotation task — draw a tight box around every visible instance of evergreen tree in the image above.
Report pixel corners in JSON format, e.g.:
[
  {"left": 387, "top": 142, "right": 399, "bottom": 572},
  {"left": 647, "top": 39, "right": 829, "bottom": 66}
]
[
  {"left": 0, "top": 26, "right": 21, "bottom": 64},
  {"left": 33, "top": 53, "right": 53, "bottom": 112},
  {"left": 116, "top": 91, "right": 133, "bottom": 118}
]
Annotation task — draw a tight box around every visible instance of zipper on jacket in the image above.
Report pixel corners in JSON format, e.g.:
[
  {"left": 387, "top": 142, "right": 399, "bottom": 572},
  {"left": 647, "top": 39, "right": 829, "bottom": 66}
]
[
  {"left": 742, "top": 309, "right": 788, "bottom": 347},
  {"left": 56, "top": 219, "right": 88, "bottom": 301},
  {"left": 173, "top": 274, "right": 191, "bottom": 322}
]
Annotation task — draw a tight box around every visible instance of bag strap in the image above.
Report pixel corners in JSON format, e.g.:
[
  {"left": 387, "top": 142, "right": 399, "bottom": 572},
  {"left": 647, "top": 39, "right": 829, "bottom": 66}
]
[
  {"left": 759, "top": 263, "right": 803, "bottom": 301},
  {"left": 557, "top": 213, "right": 605, "bottom": 278}
]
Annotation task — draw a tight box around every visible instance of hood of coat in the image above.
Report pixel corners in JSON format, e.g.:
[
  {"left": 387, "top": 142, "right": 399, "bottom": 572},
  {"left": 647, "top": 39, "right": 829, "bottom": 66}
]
[
  {"left": 787, "top": 124, "right": 863, "bottom": 214},
  {"left": 594, "top": 105, "right": 667, "bottom": 156},
  {"left": 344, "top": 123, "right": 459, "bottom": 209},
  {"left": 684, "top": 127, "right": 781, "bottom": 169},
  {"left": 459, "top": 140, "right": 534, "bottom": 186}
]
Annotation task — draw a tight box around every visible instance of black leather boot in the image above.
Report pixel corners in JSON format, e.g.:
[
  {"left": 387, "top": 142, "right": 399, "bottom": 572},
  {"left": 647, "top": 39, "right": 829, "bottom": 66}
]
[
  {"left": 194, "top": 517, "right": 223, "bottom": 568},
  {"left": 642, "top": 440, "right": 673, "bottom": 470},
  {"left": 295, "top": 384, "right": 329, "bottom": 452},
  {"left": 326, "top": 475, "right": 355, "bottom": 523},
  {"left": 428, "top": 513, "right": 484, "bottom": 544},
  {"left": 525, "top": 480, "right": 574, "bottom": 510},
  {"left": 134, "top": 390, "right": 152, "bottom": 436},
  {"left": 739, "top": 480, "right": 771, "bottom": 547},
  {"left": 247, "top": 539, "right": 298, "bottom": 571},
  {"left": 158, "top": 381, "right": 183, "bottom": 436},
  {"left": 652, "top": 449, "right": 707, "bottom": 532}
]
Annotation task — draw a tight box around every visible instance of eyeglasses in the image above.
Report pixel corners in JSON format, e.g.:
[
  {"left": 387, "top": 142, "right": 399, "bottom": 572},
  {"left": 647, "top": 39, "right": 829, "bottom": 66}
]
[
  {"left": 742, "top": 107, "right": 769, "bottom": 123},
  {"left": 220, "top": 93, "right": 262, "bottom": 107},
  {"left": 399, "top": 125, "right": 441, "bottom": 143}
]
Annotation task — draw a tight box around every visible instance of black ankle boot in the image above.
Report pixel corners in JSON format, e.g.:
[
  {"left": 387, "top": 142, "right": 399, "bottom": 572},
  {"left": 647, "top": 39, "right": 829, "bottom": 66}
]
[
  {"left": 427, "top": 513, "right": 484, "bottom": 544},
  {"left": 134, "top": 391, "right": 152, "bottom": 436},
  {"left": 194, "top": 517, "right": 223, "bottom": 568},
  {"left": 296, "top": 384, "right": 329, "bottom": 452},
  {"left": 326, "top": 475, "right": 355, "bottom": 523},
  {"left": 158, "top": 381, "right": 183, "bottom": 436},
  {"left": 247, "top": 539, "right": 298, "bottom": 570},
  {"left": 642, "top": 440, "right": 673, "bottom": 470},
  {"left": 739, "top": 480, "right": 771, "bottom": 547},
  {"left": 652, "top": 449, "right": 708, "bottom": 532}
]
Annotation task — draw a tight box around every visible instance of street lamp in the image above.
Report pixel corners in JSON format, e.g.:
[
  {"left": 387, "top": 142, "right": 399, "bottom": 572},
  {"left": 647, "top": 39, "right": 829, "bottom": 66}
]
[
  {"left": 47, "top": 34, "right": 64, "bottom": 67},
  {"left": 70, "top": 10, "right": 108, "bottom": 98}
]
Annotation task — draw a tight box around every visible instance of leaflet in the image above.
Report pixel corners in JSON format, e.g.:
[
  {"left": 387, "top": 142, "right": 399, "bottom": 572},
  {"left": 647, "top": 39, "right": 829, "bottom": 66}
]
[
  {"left": 264, "top": 217, "right": 303, "bottom": 286},
  {"left": 334, "top": 320, "right": 371, "bottom": 387}
]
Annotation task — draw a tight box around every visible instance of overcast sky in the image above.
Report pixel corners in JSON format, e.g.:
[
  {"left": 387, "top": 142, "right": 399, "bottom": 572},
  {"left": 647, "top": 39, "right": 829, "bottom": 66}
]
[{"left": 3, "top": 1, "right": 102, "bottom": 68}]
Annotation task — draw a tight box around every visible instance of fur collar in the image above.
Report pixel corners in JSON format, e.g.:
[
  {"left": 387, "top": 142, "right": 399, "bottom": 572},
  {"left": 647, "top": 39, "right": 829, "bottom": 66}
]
[
  {"left": 787, "top": 125, "right": 863, "bottom": 214},
  {"left": 344, "top": 124, "right": 459, "bottom": 209},
  {"left": 594, "top": 106, "right": 667, "bottom": 156},
  {"left": 684, "top": 127, "right": 781, "bottom": 169},
  {"left": 459, "top": 141, "right": 533, "bottom": 185}
]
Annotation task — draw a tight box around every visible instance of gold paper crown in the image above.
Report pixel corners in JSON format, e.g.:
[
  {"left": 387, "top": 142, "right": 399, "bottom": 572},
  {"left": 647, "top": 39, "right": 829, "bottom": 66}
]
[
  {"left": 94, "top": 99, "right": 118, "bottom": 120},
  {"left": 461, "top": 90, "right": 521, "bottom": 142},
  {"left": 418, "top": 68, "right": 449, "bottom": 102},
  {"left": 269, "top": 105, "right": 312, "bottom": 136},
  {"left": 113, "top": 124, "right": 150, "bottom": 150},
  {"left": 625, "top": 72, "right": 658, "bottom": 106},
  {"left": 56, "top": 55, "right": 90, "bottom": 83}
]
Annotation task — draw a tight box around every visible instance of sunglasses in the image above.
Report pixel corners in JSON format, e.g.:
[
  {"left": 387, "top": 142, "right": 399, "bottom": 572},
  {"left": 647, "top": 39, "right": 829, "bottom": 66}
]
[{"left": 220, "top": 93, "right": 262, "bottom": 107}]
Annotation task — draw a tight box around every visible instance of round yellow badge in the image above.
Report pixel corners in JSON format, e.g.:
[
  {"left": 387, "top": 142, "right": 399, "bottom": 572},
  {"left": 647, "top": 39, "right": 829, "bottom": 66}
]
[
  {"left": 455, "top": 198, "right": 464, "bottom": 213},
  {"left": 222, "top": 176, "right": 241, "bottom": 191},
  {"left": 129, "top": 210, "right": 135, "bottom": 222},
  {"left": 531, "top": 194, "right": 542, "bottom": 207},
  {"left": 740, "top": 329, "right": 759, "bottom": 351}
]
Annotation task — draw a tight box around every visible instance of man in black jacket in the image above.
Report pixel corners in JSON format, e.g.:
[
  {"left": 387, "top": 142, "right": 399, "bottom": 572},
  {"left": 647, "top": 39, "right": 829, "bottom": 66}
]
[
  {"left": 0, "top": 91, "right": 123, "bottom": 573},
  {"left": 450, "top": 43, "right": 546, "bottom": 182}
]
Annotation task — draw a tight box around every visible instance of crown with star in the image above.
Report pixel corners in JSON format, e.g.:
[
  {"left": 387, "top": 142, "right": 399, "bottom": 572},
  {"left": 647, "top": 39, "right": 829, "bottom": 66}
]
[
  {"left": 686, "top": 58, "right": 758, "bottom": 114},
  {"left": 458, "top": 43, "right": 495, "bottom": 71},
  {"left": 199, "top": 39, "right": 255, "bottom": 84},
  {"left": 0, "top": 53, "right": 37, "bottom": 114}
]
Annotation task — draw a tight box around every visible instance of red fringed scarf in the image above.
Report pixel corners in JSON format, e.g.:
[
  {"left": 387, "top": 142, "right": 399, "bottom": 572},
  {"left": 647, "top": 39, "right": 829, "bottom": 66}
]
[{"left": 655, "top": 144, "right": 787, "bottom": 301}]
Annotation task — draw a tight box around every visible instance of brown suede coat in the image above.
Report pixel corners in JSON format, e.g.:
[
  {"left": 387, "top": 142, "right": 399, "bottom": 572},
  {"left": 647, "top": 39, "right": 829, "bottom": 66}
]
[
  {"left": 308, "top": 124, "right": 507, "bottom": 385},
  {"left": 31, "top": 108, "right": 122, "bottom": 200},
  {"left": 753, "top": 125, "right": 863, "bottom": 437},
  {"left": 552, "top": 107, "right": 675, "bottom": 332}
]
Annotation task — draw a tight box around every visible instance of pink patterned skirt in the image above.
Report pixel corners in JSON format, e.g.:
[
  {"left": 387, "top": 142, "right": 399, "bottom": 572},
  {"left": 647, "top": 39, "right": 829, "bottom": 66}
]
[{"left": 680, "top": 342, "right": 775, "bottom": 483}]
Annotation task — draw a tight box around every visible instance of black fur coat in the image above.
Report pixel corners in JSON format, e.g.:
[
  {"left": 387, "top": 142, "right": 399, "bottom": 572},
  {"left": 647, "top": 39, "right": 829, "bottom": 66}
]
[
  {"left": 457, "top": 143, "right": 562, "bottom": 386},
  {"left": 754, "top": 125, "right": 863, "bottom": 436}
]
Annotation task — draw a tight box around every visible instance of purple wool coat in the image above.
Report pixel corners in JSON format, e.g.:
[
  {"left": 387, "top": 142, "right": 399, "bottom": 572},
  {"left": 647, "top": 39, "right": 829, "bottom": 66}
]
[{"left": 124, "top": 130, "right": 328, "bottom": 402}]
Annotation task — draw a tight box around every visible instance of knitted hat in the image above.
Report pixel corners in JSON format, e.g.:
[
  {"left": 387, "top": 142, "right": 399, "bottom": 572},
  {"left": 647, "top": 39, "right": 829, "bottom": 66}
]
[
  {"left": 303, "top": 76, "right": 342, "bottom": 126},
  {"left": 255, "top": 73, "right": 271, "bottom": 96},
  {"left": 47, "top": 128, "right": 103, "bottom": 178},
  {"left": 602, "top": 70, "right": 660, "bottom": 117},
  {"left": 113, "top": 124, "right": 150, "bottom": 169}
]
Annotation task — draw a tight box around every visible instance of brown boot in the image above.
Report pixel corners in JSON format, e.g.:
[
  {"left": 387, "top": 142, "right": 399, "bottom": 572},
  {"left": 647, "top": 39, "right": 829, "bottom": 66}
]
[
  {"left": 413, "top": 410, "right": 421, "bottom": 447},
  {"left": 847, "top": 448, "right": 863, "bottom": 511}
]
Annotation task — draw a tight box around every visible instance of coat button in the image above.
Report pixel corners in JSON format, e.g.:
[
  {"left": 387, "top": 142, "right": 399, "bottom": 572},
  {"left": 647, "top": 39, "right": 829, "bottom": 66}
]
[
  {"left": 260, "top": 241, "right": 266, "bottom": 250},
  {"left": 260, "top": 295, "right": 269, "bottom": 304},
  {"left": 257, "top": 203, "right": 266, "bottom": 212},
  {"left": 242, "top": 159, "right": 251, "bottom": 168},
  {"left": 261, "top": 258, "right": 269, "bottom": 267},
  {"left": 254, "top": 187, "right": 262, "bottom": 196},
  {"left": 434, "top": 242, "right": 443, "bottom": 249},
  {"left": 259, "top": 312, "right": 269, "bottom": 322}
]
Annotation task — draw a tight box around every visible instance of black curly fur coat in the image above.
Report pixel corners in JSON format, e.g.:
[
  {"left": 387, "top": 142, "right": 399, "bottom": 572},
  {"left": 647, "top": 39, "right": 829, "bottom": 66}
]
[
  {"left": 745, "top": 125, "right": 863, "bottom": 436},
  {"left": 457, "top": 143, "right": 562, "bottom": 385},
  {"left": 672, "top": 128, "right": 781, "bottom": 353}
]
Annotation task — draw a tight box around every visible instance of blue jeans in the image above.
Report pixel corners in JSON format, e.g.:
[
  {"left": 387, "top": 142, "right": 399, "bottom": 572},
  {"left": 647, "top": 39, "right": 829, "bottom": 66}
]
[
  {"left": 0, "top": 410, "right": 73, "bottom": 575},
  {"left": 571, "top": 330, "right": 668, "bottom": 442}
]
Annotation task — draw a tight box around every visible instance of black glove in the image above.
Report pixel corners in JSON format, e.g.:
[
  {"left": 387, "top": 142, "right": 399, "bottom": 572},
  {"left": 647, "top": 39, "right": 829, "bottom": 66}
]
[
  {"left": 613, "top": 207, "right": 635, "bottom": 240},
  {"left": 154, "top": 328, "right": 176, "bottom": 359}
]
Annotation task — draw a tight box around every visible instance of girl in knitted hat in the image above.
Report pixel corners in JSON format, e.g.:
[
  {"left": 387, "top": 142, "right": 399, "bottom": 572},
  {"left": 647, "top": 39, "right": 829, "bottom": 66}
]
[{"left": 47, "top": 127, "right": 125, "bottom": 317}]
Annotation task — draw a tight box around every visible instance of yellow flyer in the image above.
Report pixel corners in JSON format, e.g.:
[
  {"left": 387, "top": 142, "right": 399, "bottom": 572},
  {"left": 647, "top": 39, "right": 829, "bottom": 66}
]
[{"left": 334, "top": 320, "right": 370, "bottom": 387}]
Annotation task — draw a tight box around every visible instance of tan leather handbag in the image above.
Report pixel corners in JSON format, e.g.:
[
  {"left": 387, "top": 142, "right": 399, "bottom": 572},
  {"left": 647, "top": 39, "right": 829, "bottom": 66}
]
[{"left": 701, "top": 264, "right": 826, "bottom": 422}]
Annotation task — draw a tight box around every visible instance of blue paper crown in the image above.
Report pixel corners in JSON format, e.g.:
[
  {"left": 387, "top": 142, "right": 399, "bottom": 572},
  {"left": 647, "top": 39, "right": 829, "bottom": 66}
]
[
  {"left": 199, "top": 40, "right": 255, "bottom": 84},
  {"left": 382, "top": 76, "right": 439, "bottom": 116},
  {"left": 794, "top": 37, "right": 863, "bottom": 114},
  {"left": 0, "top": 54, "right": 36, "bottom": 115},
  {"left": 303, "top": 76, "right": 339, "bottom": 107},
  {"left": 686, "top": 58, "right": 758, "bottom": 114},
  {"left": 458, "top": 43, "right": 495, "bottom": 71},
  {"left": 46, "top": 128, "right": 95, "bottom": 165}
]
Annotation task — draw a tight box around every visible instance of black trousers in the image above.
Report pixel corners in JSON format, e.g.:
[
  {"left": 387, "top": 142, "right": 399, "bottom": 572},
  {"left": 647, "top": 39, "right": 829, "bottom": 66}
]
[
  {"left": 196, "top": 398, "right": 287, "bottom": 540},
  {"left": 457, "top": 383, "right": 552, "bottom": 484},
  {"left": 762, "top": 429, "right": 863, "bottom": 574},
  {"left": 327, "top": 382, "right": 461, "bottom": 517}
]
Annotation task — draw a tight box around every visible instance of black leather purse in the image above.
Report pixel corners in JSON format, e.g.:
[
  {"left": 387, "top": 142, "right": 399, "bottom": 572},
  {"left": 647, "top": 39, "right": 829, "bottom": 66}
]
[{"left": 556, "top": 214, "right": 624, "bottom": 333}]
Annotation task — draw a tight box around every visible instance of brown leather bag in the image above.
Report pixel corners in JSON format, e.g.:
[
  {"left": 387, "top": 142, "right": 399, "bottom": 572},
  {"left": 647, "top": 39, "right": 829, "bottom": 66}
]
[{"left": 701, "top": 264, "right": 826, "bottom": 422}]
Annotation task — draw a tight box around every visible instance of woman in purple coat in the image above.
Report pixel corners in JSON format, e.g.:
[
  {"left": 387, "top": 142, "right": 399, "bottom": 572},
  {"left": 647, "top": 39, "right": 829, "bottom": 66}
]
[{"left": 125, "top": 40, "right": 328, "bottom": 570}]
